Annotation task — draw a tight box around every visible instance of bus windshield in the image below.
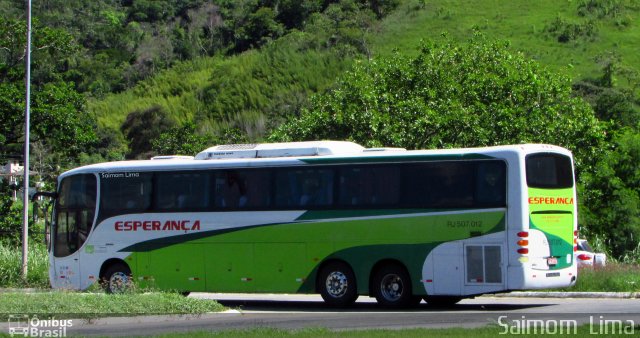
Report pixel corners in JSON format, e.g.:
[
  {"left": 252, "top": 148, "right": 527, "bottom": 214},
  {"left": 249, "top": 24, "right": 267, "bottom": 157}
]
[{"left": 54, "top": 174, "right": 97, "bottom": 257}]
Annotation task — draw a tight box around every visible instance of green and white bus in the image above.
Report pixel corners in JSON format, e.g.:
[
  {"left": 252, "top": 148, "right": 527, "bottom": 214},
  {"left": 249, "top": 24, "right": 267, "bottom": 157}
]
[{"left": 47, "top": 141, "right": 578, "bottom": 307}]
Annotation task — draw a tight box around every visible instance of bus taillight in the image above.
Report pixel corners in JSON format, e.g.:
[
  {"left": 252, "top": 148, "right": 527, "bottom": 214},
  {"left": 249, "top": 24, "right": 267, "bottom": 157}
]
[{"left": 517, "top": 232, "right": 528, "bottom": 255}]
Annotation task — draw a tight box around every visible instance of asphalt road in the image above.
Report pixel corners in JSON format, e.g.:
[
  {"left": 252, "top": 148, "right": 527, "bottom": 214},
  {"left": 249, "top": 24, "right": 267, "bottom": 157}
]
[{"left": 5, "top": 294, "right": 640, "bottom": 336}]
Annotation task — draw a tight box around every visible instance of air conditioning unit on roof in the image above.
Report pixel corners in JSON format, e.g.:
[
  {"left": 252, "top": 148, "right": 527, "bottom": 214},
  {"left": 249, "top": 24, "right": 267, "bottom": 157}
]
[{"left": 194, "top": 141, "right": 365, "bottom": 160}]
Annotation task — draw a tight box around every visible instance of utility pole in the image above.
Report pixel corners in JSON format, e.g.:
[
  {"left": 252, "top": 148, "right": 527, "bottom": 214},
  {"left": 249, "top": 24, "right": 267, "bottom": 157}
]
[{"left": 22, "top": 0, "right": 32, "bottom": 280}]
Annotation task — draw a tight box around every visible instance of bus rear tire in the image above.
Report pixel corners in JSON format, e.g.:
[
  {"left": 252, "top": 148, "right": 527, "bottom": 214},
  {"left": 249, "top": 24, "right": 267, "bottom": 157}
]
[
  {"left": 373, "top": 264, "right": 418, "bottom": 308},
  {"left": 102, "top": 263, "right": 132, "bottom": 294},
  {"left": 318, "top": 261, "right": 358, "bottom": 307}
]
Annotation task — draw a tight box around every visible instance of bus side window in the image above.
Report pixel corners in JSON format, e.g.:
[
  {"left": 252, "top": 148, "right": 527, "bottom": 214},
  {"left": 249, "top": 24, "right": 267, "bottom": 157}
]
[
  {"left": 275, "top": 168, "right": 333, "bottom": 209},
  {"left": 302, "top": 169, "right": 333, "bottom": 207},
  {"left": 275, "top": 170, "right": 297, "bottom": 207},
  {"left": 100, "top": 173, "right": 152, "bottom": 218},
  {"left": 126, "top": 179, "right": 151, "bottom": 210},
  {"left": 475, "top": 162, "right": 506, "bottom": 207},
  {"left": 213, "top": 170, "right": 270, "bottom": 209},
  {"left": 214, "top": 171, "right": 247, "bottom": 208},
  {"left": 339, "top": 168, "right": 361, "bottom": 206},
  {"left": 155, "top": 172, "right": 210, "bottom": 211},
  {"left": 240, "top": 170, "right": 270, "bottom": 208}
]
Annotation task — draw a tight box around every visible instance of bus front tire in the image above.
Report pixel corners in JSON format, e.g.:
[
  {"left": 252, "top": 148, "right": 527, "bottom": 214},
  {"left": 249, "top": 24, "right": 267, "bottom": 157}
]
[
  {"left": 373, "top": 264, "right": 419, "bottom": 308},
  {"left": 102, "top": 263, "right": 132, "bottom": 294},
  {"left": 318, "top": 261, "right": 358, "bottom": 307}
]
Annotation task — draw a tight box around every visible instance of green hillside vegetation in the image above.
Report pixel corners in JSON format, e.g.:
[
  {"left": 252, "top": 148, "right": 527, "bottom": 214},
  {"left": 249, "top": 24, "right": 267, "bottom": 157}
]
[
  {"left": 90, "top": 0, "right": 639, "bottom": 143},
  {"left": 90, "top": 33, "right": 354, "bottom": 139},
  {"left": 89, "top": 57, "right": 219, "bottom": 132},
  {"left": 375, "top": 0, "right": 639, "bottom": 84}
]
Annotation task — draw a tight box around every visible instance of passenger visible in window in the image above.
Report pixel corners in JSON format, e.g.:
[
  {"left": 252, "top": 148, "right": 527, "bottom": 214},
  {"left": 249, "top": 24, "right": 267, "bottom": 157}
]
[
  {"left": 177, "top": 194, "right": 188, "bottom": 208},
  {"left": 221, "top": 171, "right": 248, "bottom": 208},
  {"left": 430, "top": 164, "right": 473, "bottom": 207},
  {"left": 477, "top": 165, "right": 505, "bottom": 206},
  {"left": 299, "top": 177, "right": 319, "bottom": 206}
]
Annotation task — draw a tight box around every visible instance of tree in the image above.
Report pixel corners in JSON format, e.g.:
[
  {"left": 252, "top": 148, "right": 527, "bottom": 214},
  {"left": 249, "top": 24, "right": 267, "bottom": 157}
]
[
  {"left": 152, "top": 122, "right": 213, "bottom": 156},
  {"left": 240, "top": 7, "right": 285, "bottom": 49},
  {"left": 0, "top": 18, "right": 97, "bottom": 161},
  {"left": 0, "top": 80, "right": 97, "bottom": 160},
  {"left": 579, "top": 129, "right": 640, "bottom": 258},
  {"left": 152, "top": 122, "right": 251, "bottom": 156},
  {"left": 0, "top": 17, "right": 77, "bottom": 85},
  {"left": 0, "top": 181, "right": 22, "bottom": 246},
  {"left": 272, "top": 34, "right": 605, "bottom": 173},
  {"left": 304, "top": 0, "right": 377, "bottom": 57},
  {"left": 572, "top": 52, "right": 640, "bottom": 129},
  {"left": 121, "top": 105, "right": 175, "bottom": 159}
]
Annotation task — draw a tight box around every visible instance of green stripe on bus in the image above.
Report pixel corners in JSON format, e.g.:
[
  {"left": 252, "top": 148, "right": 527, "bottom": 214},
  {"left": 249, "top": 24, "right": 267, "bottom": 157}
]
[{"left": 295, "top": 209, "right": 465, "bottom": 221}]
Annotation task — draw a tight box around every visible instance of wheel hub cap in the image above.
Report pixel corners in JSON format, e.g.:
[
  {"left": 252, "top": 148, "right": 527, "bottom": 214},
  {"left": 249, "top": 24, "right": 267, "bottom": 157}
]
[
  {"left": 326, "top": 271, "right": 348, "bottom": 298},
  {"left": 380, "top": 274, "right": 403, "bottom": 301}
]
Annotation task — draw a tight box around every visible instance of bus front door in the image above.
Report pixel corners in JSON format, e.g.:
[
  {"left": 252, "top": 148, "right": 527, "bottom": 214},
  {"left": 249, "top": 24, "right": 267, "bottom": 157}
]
[{"left": 51, "top": 209, "right": 82, "bottom": 289}]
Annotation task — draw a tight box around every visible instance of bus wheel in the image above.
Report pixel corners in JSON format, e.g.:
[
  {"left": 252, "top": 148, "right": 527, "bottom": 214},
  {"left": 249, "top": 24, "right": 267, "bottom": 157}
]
[
  {"left": 373, "top": 264, "right": 417, "bottom": 308},
  {"left": 423, "top": 296, "right": 462, "bottom": 307},
  {"left": 102, "top": 263, "right": 132, "bottom": 294},
  {"left": 318, "top": 261, "right": 358, "bottom": 307}
]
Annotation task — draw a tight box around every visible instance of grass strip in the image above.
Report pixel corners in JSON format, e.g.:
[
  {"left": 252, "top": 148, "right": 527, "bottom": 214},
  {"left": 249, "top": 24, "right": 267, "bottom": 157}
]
[
  {"left": 153, "top": 325, "right": 640, "bottom": 337},
  {"left": 0, "top": 291, "right": 224, "bottom": 320},
  {"left": 562, "top": 264, "right": 640, "bottom": 292},
  {"left": 0, "top": 243, "right": 49, "bottom": 289}
]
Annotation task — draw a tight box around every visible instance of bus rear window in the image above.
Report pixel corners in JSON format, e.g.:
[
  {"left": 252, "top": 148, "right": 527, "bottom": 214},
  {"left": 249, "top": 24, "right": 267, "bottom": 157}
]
[{"left": 526, "top": 154, "right": 573, "bottom": 189}]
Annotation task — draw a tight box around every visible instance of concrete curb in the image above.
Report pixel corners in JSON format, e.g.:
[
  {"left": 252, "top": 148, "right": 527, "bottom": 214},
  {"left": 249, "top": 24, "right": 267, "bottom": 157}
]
[{"left": 488, "top": 291, "right": 640, "bottom": 299}]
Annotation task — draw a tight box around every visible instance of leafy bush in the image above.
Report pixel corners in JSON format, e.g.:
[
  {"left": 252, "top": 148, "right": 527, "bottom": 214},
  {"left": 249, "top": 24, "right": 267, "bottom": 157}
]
[
  {"left": 0, "top": 193, "right": 22, "bottom": 247},
  {"left": 545, "top": 15, "right": 598, "bottom": 43},
  {"left": 577, "top": 0, "right": 627, "bottom": 18},
  {"left": 580, "top": 129, "right": 640, "bottom": 258}
]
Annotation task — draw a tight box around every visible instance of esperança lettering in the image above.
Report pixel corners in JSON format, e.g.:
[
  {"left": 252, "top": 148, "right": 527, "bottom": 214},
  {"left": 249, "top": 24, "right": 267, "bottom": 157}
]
[
  {"left": 115, "top": 220, "right": 201, "bottom": 231},
  {"left": 528, "top": 197, "right": 574, "bottom": 205}
]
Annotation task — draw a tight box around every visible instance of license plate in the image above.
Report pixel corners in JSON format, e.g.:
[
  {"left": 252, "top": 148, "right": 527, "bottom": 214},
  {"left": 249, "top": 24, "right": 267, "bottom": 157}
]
[{"left": 547, "top": 257, "right": 558, "bottom": 265}]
